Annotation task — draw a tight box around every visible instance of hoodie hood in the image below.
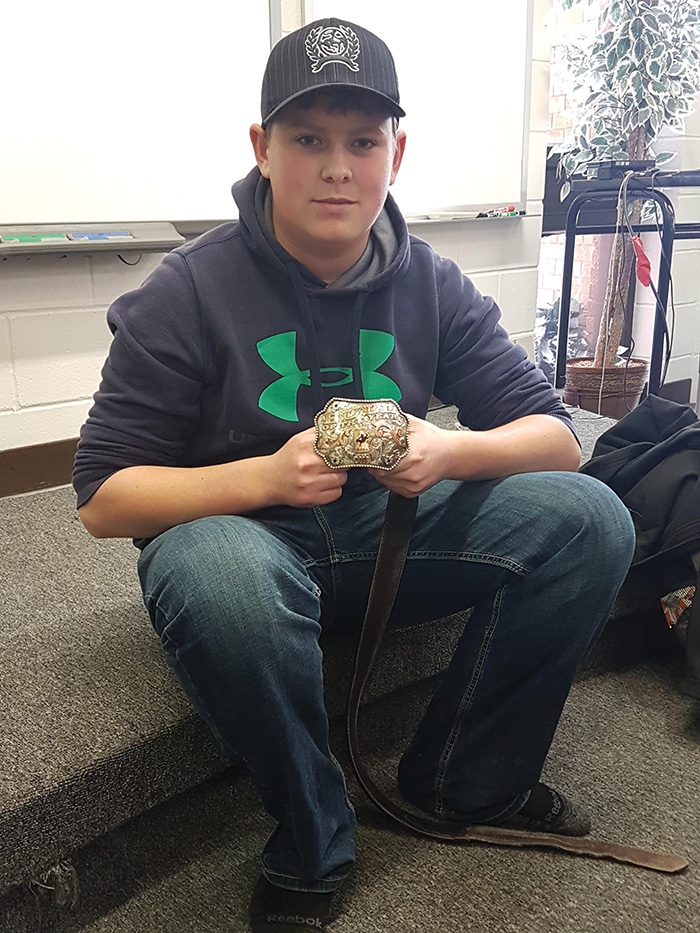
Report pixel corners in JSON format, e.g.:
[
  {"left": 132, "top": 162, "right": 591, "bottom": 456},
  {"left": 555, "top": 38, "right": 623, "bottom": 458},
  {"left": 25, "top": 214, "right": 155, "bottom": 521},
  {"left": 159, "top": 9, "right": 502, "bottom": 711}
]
[{"left": 231, "top": 167, "right": 410, "bottom": 294}]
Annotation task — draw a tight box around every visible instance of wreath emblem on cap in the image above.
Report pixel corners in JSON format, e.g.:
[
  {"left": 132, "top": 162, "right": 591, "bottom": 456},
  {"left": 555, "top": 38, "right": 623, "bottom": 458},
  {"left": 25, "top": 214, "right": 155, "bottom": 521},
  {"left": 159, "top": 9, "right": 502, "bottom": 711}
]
[{"left": 305, "top": 24, "right": 360, "bottom": 73}]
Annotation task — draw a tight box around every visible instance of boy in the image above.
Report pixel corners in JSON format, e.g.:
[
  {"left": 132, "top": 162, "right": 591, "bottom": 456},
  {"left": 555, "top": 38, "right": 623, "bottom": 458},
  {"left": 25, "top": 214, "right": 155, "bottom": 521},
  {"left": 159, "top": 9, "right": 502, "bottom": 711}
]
[{"left": 73, "top": 18, "right": 635, "bottom": 933}]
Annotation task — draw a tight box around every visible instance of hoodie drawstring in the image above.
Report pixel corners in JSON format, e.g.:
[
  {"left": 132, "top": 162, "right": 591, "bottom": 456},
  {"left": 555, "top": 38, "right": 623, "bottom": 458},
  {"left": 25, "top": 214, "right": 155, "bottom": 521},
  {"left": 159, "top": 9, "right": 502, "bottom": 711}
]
[
  {"left": 286, "top": 261, "right": 325, "bottom": 414},
  {"left": 285, "top": 260, "right": 369, "bottom": 411}
]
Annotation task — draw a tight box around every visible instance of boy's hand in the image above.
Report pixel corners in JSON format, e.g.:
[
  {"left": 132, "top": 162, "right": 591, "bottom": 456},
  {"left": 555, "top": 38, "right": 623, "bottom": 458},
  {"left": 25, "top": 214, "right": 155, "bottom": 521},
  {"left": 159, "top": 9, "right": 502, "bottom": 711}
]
[
  {"left": 266, "top": 427, "right": 348, "bottom": 507},
  {"left": 367, "top": 417, "right": 455, "bottom": 497},
  {"left": 367, "top": 412, "right": 581, "bottom": 496}
]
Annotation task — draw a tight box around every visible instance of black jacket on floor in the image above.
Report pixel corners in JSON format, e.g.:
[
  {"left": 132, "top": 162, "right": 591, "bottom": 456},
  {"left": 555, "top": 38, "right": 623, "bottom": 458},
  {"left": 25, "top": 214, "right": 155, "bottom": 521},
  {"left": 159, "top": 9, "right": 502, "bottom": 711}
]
[{"left": 581, "top": 395, "right": 700, "bottom": 698}]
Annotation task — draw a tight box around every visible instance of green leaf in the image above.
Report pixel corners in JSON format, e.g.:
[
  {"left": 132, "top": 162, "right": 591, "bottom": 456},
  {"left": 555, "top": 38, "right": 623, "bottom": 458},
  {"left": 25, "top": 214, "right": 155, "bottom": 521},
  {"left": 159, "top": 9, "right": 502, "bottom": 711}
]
[
  {"left": 629, "top": 17, "right": 644, "bottom": 39},
  {"left": 647, "top": 59, "right": 662, "bottom": 79},
  {"left": 560, "top": 181, "right": 571, "bottom": 203},
  {"left": 650, "top": 79, "right": 667, "bottom": 94},
  {"left": 654, "top": 151, "right": 677, "bottom": 165},
  {"left": 577, "top": 149, "right": 594, "bottom": 162},
  {"left": 616, "top": 36, "right": 631, "bottom": 57},
  {"left": 649, "top": 42, "right": 666, "bottom": 63},
  {"left": 633, "top": 37, "right": 647, "bottom": 61},
  {"left": 642, "top": 12, "right": 659, "bottom": 33},
  {"left": 563, "top": 153, "right": 577, "bottom": 175},
  {"left": 615, "top": 59, "right": 631, "bottom": 82},
  {"left": 589, "top": 136, "right": 610, "bottom": 147}
]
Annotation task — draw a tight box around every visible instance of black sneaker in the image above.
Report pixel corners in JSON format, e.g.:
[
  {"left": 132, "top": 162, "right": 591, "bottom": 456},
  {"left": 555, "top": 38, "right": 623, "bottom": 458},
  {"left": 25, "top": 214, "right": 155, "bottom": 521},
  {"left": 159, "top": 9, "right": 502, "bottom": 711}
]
[
  {"left": 496, "top": 783, "right": 591, "bottom": 836},
  {"left": 249, "top": 875, "right": 333, "bottom": 932}
]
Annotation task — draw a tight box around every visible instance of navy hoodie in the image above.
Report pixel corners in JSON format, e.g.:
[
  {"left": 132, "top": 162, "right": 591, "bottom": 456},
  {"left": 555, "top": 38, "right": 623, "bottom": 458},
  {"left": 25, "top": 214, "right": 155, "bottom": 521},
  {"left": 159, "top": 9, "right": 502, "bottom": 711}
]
[{"left": 73, "top": 167, "right": 573, "bottom": 513}]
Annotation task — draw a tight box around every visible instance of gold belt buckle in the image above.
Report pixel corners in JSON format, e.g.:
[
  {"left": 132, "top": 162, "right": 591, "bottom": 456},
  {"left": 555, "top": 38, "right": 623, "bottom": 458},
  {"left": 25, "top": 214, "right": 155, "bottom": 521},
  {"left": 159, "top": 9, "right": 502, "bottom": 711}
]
[{"left": 314, "top": 397, "right": 410, "bottom": 471}]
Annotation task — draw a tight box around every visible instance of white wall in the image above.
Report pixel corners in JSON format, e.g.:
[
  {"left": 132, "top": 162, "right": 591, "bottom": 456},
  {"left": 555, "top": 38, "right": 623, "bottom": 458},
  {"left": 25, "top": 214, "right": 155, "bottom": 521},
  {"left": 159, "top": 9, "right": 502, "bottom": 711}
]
[
  {"left": 0, "top": 0, "right": 555, "bottom": 452},
  {"left": 629, "top": 103, "right": 700, "bottom": 403},
  {"left": 665, "top": 103, "right": 700, "bottom": 405}
]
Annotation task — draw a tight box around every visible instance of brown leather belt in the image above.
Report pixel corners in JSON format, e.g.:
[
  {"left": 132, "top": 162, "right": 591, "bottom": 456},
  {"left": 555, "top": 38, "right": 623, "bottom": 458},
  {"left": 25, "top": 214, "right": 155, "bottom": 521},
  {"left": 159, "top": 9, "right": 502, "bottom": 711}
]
[{"left": 315, "top": 398, "right": 688, "bottom": 875}]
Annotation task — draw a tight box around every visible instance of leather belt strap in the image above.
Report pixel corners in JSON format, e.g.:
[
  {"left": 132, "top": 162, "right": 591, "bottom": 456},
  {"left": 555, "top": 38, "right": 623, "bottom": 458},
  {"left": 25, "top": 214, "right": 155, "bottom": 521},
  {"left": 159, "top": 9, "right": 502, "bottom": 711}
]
[
  {"left": 315, "top": 399, "right": 688, "bottom": 874},
  {"left": 347, "top": 492, "right": 687, "bottom": 874}
]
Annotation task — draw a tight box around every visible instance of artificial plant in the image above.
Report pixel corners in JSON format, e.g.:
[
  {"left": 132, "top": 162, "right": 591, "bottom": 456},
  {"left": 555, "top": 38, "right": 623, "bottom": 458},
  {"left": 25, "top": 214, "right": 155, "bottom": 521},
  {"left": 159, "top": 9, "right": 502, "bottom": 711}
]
[{"left": 555, "top": 0, "right": 700, "bottom": 371}]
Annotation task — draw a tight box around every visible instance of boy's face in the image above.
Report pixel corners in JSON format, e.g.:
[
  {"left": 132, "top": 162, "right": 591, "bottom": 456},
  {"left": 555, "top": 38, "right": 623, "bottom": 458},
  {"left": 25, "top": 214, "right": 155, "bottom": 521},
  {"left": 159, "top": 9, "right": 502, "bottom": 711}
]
[{"left": 250, "top": 102, "right": 406, "bottom": 282}]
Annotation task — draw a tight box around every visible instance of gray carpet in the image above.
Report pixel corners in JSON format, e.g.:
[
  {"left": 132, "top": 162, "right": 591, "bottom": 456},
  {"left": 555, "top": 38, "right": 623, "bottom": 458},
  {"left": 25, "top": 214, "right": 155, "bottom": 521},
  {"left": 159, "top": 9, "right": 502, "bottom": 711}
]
[{"left": 3, "top": 653, "right": 698, "bottom": 933}]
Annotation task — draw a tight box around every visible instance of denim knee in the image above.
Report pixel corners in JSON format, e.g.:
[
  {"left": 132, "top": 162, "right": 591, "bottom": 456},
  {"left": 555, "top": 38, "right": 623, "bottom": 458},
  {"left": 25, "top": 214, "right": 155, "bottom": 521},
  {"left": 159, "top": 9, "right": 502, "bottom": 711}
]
[
  {"left": 547, "top": 472, "right": 635, "bottom": 575},
  {"left": 138, "top": 515, "right": 324, "bottom": 672}
]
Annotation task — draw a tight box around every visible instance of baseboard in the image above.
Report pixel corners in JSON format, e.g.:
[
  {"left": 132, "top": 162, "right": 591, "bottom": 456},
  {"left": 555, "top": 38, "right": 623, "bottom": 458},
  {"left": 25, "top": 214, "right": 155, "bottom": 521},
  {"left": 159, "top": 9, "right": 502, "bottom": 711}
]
[{"left": 0, "top": 438, "right": 77, "bottom": 497}]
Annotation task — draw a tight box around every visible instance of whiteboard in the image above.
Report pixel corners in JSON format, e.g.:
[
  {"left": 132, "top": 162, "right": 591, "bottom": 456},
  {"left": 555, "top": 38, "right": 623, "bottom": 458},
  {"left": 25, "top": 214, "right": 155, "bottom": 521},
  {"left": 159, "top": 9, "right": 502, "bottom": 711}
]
[
  {"left": 0, "top": 0, "right": 532, "bottom": 226},
  {"left": 310, "top": 0, "right": 532, "bottom": 217},
  {"left": 0, "top": 0, "right": 270, "bottom": 225}
]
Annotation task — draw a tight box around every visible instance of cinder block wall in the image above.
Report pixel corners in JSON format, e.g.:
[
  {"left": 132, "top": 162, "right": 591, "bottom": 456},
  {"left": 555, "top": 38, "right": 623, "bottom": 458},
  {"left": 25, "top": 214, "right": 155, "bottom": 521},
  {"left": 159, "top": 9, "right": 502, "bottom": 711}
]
[
  {"left": 648, "top": 104, "right": 700, "bottom": 399},
  {"left": 0, "top": 195, "right": 551, "bottom": 452}
]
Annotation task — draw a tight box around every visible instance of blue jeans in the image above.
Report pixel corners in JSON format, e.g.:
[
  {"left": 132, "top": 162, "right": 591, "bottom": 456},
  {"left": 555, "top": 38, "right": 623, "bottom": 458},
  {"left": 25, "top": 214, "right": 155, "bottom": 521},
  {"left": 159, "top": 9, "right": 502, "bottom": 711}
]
[{"left": 137, "top": 471, "right": 634, "bottom": 893}]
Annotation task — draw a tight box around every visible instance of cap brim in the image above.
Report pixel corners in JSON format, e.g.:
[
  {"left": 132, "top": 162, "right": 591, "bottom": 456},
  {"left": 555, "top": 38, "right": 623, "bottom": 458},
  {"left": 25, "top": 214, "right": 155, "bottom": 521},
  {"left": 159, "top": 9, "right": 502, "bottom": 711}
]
[{"left": 262, "top": 84, "right": 405, "bottom": 126}]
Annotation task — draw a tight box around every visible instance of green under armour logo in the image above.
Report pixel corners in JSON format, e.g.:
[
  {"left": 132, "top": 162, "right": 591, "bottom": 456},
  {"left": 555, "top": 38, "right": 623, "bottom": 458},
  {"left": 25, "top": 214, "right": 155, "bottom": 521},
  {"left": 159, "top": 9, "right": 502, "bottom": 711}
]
[{"left": 256, "top": 329, "right": 401, "bottom": 422}]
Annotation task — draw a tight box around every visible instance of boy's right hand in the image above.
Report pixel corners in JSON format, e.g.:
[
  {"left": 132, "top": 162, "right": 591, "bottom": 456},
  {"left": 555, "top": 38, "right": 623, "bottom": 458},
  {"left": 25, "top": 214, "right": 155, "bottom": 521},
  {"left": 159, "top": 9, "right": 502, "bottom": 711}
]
[
  {"left": 265, "top": 428, "right": 348, "bottom": 508},
  {"left": 78, "top": 428, "right": 348, "bottom": 539}
]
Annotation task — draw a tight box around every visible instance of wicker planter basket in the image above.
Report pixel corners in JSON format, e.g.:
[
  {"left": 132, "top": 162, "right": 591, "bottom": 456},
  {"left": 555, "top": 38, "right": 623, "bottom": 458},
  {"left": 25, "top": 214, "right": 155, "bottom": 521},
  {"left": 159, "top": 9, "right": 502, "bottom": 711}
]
[{"left": 563, "top": 357, "right": 649, "bottom": 419}]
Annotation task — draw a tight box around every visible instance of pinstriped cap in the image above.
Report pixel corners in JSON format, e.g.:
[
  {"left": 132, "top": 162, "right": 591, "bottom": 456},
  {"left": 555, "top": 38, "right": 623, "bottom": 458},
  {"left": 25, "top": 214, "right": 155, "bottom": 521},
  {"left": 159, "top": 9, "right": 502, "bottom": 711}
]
[{"left": 261, "top": 19, "right": 405, "bottom": 126}]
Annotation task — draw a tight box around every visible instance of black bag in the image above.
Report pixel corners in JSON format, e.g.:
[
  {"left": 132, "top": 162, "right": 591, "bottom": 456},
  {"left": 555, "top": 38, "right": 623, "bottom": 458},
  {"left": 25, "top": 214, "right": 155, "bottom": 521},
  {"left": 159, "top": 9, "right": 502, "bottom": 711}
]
[{"left": 580, "top": 395, "right": 700, "bottom": 698}]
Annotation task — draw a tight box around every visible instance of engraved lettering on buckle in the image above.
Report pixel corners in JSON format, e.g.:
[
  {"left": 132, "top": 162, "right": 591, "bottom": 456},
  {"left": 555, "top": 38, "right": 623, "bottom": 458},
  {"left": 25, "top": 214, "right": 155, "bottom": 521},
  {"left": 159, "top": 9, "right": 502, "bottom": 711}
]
[{"left": 313, "top": 398, "right": 410, "bottom": 470}]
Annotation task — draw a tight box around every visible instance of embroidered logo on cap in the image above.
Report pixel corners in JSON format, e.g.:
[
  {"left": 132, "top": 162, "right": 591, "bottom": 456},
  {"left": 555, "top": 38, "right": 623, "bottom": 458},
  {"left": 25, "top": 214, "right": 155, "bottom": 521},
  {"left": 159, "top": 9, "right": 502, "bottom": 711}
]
[{"left": 305, "top": 24, "right": 360, "bottom": 73}]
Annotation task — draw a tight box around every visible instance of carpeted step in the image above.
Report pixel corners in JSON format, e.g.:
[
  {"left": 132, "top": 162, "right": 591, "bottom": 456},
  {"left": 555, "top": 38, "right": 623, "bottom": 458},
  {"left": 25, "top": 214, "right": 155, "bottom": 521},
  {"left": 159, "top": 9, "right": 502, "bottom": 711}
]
[{"left": 0, "top": 484, "right": 465, "bottom": 901}]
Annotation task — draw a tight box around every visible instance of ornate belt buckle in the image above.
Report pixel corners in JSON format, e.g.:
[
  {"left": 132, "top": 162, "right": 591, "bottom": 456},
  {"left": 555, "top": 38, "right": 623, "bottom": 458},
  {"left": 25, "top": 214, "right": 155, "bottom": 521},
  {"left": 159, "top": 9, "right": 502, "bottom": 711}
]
[{"left": 314, "top": 398, "right": 410, "bottom": 471}]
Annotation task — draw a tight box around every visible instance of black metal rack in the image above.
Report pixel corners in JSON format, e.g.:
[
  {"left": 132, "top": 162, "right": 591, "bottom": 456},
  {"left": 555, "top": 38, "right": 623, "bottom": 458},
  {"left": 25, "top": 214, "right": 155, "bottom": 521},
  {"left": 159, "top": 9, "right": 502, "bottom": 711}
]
[{"left": 554, "top": 169, "right": 700, "bottom": 397}]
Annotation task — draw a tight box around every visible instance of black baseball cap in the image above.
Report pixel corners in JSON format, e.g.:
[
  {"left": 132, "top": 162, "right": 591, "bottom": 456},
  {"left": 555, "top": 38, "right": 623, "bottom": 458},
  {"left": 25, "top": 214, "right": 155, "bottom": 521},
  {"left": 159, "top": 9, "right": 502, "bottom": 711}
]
[{"left": 261, "top": 18, "right": 405, "bottom": 126}]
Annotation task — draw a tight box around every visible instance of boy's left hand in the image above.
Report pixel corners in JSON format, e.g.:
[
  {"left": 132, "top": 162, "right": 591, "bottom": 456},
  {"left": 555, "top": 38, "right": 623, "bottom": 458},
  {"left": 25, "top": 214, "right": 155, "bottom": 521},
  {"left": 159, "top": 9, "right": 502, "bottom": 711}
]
[{"left": 368, "top": 416, "right": 455, "bottom": 497}]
